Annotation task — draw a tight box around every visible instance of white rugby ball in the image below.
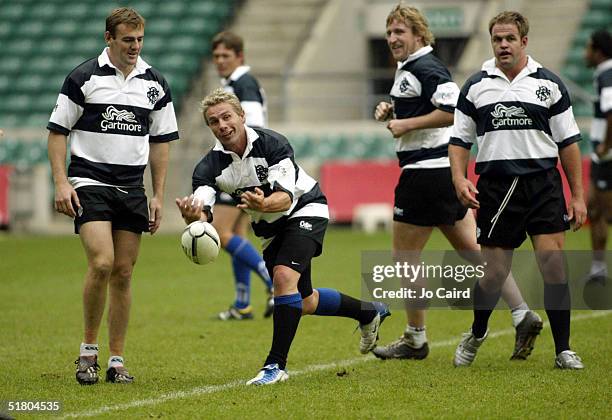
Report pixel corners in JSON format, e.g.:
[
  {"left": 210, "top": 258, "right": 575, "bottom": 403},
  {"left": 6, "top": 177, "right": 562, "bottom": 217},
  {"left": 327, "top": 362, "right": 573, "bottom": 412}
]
[{"left": 181, "top": 221, "right": 220, "bottom": 265}]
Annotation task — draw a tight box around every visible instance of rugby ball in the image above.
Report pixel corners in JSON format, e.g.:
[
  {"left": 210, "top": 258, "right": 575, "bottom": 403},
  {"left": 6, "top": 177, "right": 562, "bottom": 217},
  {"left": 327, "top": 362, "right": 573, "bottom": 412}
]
[{"left": 181, "top": 221, "right": 220, "bottom": 265}]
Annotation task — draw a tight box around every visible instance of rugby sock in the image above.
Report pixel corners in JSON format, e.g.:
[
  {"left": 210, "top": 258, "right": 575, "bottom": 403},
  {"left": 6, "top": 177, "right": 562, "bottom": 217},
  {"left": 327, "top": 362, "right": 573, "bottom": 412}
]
[
  {"left": 471, "top": 282, "right": 501, "bottom": 339},
  {"left": 108, "top": 355, "right": 124, "bottom": 368},
  {"left": 313, "top": 288, "right": 341, "bottom": 315},
  {"left": 264, "top": 293, "right": 302, "bottom": 370},
  {"left": 80, "top": 343, "right": 98, "bottom": 357},
  {"left": 510, "top": 302, "right": 530, "bottom": 327},
  {"left": 231, "top": 256, "right": 251, "bottom": 309},
  {"left": 405, "top": 325, "right": 427, "bottom": 348},
  {"left": 589, "top": 259, "right": 607, "bottom": 277},
  {"left": 226, "top": 235, "right": 273, "bottom": 289},
  {"left": 544, "top": 283, "right": 571, "bottom": 355},
  {"left": 336, "top": 292, "right": 377, "bottom": 324}
]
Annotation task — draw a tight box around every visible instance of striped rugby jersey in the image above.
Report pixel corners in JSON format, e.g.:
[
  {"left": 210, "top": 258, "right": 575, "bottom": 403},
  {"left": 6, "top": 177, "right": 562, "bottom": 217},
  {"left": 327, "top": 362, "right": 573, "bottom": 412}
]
[
  {"left": 390, "top": 45, "right": 460, "bottom": 169},
  {"left": 47, "top": 48, "right": 179, "bottom": 188},
  {"left": 192, "top": 126, "right": 328, "bottom": 244},
  {"left": 590, "top": 58, "right": 612, "bottom": 162},
  {"left": 450, "top": 56, "right": 581, "bottom": 176},
  {"left": 221, "top": 65, "right": 267, "bottom": 128}
]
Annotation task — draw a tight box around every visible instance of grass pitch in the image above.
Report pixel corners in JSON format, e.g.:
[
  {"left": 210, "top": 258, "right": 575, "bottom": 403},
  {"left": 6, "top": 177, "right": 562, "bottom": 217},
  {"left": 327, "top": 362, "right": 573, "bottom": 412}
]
[{"left": 0, "top": 228, "right": 610, "bottom": 419}]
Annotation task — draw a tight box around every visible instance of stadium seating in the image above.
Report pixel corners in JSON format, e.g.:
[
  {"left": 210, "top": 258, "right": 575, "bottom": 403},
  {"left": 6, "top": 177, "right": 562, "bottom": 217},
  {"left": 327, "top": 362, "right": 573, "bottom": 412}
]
[
  {"left": 0, "top": 0, "right": 236, "bottom": 129},
  {"left": 562, "top": 0, "right": 612, "bottom": 116}
]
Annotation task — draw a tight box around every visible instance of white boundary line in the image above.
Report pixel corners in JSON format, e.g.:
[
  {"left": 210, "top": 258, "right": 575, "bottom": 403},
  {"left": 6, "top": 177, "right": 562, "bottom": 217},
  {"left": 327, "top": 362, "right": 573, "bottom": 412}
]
[{"left": 60, "top": 311, "right": 611, "bottom": 418}]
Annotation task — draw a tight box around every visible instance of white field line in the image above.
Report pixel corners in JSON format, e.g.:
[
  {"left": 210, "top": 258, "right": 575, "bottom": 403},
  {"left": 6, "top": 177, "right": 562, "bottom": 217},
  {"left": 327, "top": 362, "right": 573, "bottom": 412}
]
[{"left": 60, "top": 311, "right": 611, "bottom": 418}]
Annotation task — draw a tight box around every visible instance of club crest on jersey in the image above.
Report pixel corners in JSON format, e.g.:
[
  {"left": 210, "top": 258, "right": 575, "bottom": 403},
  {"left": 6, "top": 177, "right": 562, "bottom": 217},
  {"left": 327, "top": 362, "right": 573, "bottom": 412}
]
[
  {"left": 255, "top": 165, "right": 268, "bottom": 182},
  {"left": 399, "top": 78, "right": 411, "bottom": 93},
  {"left": 147, "top": 86, "right": 160, "bottom": 105},
  {"left": 490, "top": 104, "right": 532, "bottom": 129},
  {"left": 101, "top": 106, "right": 142, "bottom": 132},
  {"left": 535, "top": 85, "right": 551, "bottom": 102}
]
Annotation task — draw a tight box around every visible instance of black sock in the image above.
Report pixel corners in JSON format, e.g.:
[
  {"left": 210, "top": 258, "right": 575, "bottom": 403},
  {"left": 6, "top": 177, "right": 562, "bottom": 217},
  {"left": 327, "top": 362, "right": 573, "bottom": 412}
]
[
  {"left": 544, "top": 283, "right": 571, "bottom": 355},
  {"left": 335, "top": 293, "right": 376, "bottom": 324},
  {"left": 264, "top": 294, "right": 302, "bottom": 370},
  {"left": 471, "top": 281, "right": 501, "bottom": 338}
]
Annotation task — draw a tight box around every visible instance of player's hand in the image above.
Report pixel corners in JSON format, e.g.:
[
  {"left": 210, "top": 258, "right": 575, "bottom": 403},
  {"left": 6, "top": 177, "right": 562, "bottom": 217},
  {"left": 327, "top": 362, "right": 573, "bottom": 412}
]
[
  {"left": 54, "top": 182, "right": 80, "bottom": 218},
  {"left": 175, "top": 194, "right": 203, "bottom": 224},
  {"left": 454, "top": 177, "right": 479, "bottom": 209},
  {"left": 567, "top": 196, "right": 587, "bottom": 231},
  {"left": 238, "top": 187, "right": 265, "bottom": 211},
  {"left": 386, "top": 119, "right": 412, "bottom": 138},
  {"left": 374, "top": 101, "right": 393, "bottom": 122},
  {"left": 149, "top": 196, "right": 162, "bottom": 235}
]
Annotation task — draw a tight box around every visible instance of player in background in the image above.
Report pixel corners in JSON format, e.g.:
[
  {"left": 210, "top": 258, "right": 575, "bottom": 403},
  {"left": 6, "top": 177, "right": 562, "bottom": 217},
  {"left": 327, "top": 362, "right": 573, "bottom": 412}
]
[
  {"left": 449, "top": 11, "right": 586, "bottom": 369},
  {"left": 176, "top": 89, "right": 390, "bottom": 385},
  {"left": 210, "top": 31, "right": 274, "bottom": 320},
  {"left": 372, "top": 4, "right": 542, "bottom": 362},
  {"left": 47, "top": 7, "right": 179, "bottom": 384},
  {"left": 585, "top": 29, "right": 612, "bottom": 283}
]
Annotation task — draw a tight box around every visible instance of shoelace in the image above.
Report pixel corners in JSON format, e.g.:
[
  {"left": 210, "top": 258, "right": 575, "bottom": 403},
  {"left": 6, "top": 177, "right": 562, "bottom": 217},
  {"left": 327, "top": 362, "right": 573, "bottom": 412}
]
[{"left": 75, "top": 358, "right": 100, "bottom": 372}]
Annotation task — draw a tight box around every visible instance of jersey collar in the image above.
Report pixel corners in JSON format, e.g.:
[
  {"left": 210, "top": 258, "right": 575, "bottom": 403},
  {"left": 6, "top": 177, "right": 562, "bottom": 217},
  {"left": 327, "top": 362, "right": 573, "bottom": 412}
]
[
  {"left": 397, "top": 45, "right": 433, "bottom": 68},
  {"left": 221, "top": 65, "right": 251, "bottom": 85},
  {"left": 98, "top": 47, "right": 151, "bottom": 78},
  {"left": 481, "top": 55, "right": 542, "bottom": 81},
  {"left": 213, "top": 124, "right": 259, "bottom": 158},
  {"left": 595, "top": 58, "right": 612, "bottom": 78}
]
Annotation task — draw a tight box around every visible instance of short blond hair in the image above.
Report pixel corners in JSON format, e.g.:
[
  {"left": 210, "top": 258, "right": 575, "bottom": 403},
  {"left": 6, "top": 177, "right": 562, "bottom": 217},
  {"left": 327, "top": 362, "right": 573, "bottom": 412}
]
[
  {"left": 106, "top": 7, "right": 145, "bottom": 37},
  {"left": 488, "top": 11, "right": 529, "bottom": 38},
  {"left": 386, "top": 4, "right": 435, "bottom": 46},
  {"left": 200, "top": 88, "right": 244, "bottom": 125}
]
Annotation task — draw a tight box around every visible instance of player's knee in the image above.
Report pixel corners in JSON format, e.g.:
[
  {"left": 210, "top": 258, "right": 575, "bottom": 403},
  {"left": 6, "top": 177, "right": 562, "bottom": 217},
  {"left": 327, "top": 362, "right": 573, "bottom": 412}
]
[
  {"left": 301, "top": 291, "right": 319, "bottom": 315},
  {"left": 89, "top": 257, "right": 114, "bottom": 279},
  {"left": 218, "top": 231, "right": 234, "bottom": 248},
  {"left": 110, "top": 263, "right": 135, "bottom": 287},
  {"left": 272, "top": 266, "right": 299, "bottom": 293}
]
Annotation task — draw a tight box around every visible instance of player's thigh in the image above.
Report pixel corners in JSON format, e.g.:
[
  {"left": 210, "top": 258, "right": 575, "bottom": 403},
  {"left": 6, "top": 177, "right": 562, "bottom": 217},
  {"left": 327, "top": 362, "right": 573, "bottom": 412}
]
[
  {"left": 112, "top": 230, "right": 142, "bottom": 275},
  {"left": 79, "top": 221, "right": 115, "bottom": 268},
  {"left": 233, "top": 211, "right": 251, "bottom": 237},
  {"left": 439, "top": 209, "right": 479, "bottom": 251},
  {"left": 393, "top": 221, "right": 433, "bottom": 251},
  {"left": 211, "top": 205, "right": 242, "bottom": 241}
]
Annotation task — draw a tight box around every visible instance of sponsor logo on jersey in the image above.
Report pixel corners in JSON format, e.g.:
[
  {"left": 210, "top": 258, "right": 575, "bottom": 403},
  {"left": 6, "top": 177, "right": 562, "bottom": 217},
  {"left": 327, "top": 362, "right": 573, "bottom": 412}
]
[
  {"left": 101, "top": 106, "right": 142, "bottom": 133},
  {"left": 490, "top": 104, "right": 533, "bottom": 129},
  {"left": 393, "top": 206, "right": 404, "bottom": 216}
]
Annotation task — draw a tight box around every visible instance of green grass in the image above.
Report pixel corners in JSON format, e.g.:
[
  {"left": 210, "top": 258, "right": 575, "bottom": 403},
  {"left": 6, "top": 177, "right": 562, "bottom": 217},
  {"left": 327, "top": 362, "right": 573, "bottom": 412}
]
[{"left": 0, "top": 228, "right": 610, "bottom": 419}]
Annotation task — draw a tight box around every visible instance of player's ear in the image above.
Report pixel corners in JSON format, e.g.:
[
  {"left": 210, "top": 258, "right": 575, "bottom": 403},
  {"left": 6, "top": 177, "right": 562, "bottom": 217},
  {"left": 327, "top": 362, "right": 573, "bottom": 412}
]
[{"left": 104, "top": 31, "right": 112, "bottom": 44}]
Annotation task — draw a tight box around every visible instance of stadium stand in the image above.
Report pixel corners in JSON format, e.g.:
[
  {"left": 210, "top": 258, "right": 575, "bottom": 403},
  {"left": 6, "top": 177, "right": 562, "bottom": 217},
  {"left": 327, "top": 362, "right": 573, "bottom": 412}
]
[
  {"left": 562, "top": 0, "right": 612, "bottom": 116},
  {"left": 0, "top": 0, "right": 235, "bottom": 129}
]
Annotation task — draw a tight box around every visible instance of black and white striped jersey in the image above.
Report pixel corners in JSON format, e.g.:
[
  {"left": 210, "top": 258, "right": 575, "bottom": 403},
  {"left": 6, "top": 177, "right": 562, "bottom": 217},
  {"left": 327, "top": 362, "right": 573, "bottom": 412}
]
[
  {"left": 192, "top": 126, "right": 328, "bottom": 243},
  {"left": 590, "top": 58, "right": 612, "bottom": 162},
  {"left": 390, "top": 45, "right": 459, "bottom": 169},
  {"left": 450, "top": 56, "right": 581, "bottom": 176},
  {"left": 47, "top": 48, "right": 179, "bottom": 188},
  {"left": 221, "top": 65, "right": 267, "bottom": 128}
]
